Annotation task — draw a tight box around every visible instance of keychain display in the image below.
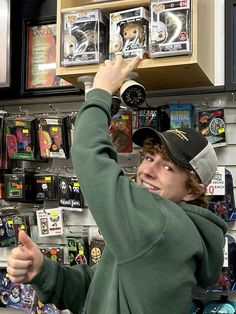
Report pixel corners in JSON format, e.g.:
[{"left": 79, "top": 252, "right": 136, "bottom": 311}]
[
  {"left": 89, "top": 235, "right": 105, "bottom": 266},
  {"left": 40, "top": 247, "right": 64, "bottom": 264},
  {"left": 4, "top": 116, "right": 39, "bottom": 161},
  {"left": 149, "top": 0, "right": 191, "bottom": 58},
  {"left": 35, "top": 174, "right": 59, "bottom": 202},
  {"left": 0, "top": 208, "right": 17, "bottom": 247},
  {"left": 59, "top": 176, "right": 85, "bottom": 209},
  {"left": 37, "top": 116, "right": 70, "bottom": 159},
  {"left": 62, "top": 9, "right": 108, "bottom": 66},
  {"left": 36, "top": 208, "right": 63, "bottom": 237},
  {"left": 67, "top": 237, "right": 88, "bottom": 265},
  {"left": 109, "top": 7, "right": 149, "bottom": 60},
  {"left": 4, "top": 169, "right": 37, "bottom": 203}
]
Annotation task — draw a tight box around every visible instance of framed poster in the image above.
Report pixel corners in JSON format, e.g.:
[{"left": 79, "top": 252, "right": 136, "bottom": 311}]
[
  {"left": 21, "top": 16, "right": 78, "bottom": 96},
  {"left": 225, "top": 0, "right": 236, "bottom": 91},
  {"left": 0, "top": 0, "right": 11, "bottom": 88}
]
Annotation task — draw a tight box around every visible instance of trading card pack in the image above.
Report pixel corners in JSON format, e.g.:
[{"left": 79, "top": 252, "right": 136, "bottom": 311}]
[{"left": 149, "top": 0, "right": 191, "bottom": 57}]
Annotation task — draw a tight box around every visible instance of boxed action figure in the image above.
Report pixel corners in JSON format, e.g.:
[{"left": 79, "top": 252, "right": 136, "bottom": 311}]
[
  {"left": 36, "top": 115, "right": 70, "bottom": 159},
  {"left": 149, "top": 0, "right": 191, "bottom": 57},
  {"left": 109, "top": 7, "right": 149, "bottom": 60},
  {"left": 61, "top": 8, "right": 108, "bottom": 66},
  {"left": 4, "top": 116, "right": 39, "bottom": 161}
]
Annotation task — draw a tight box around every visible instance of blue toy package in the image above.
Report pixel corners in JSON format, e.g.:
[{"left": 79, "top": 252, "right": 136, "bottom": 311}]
[
  {"left": 203, "top": 296, "right": 236, "bottom": 314},
  {"left": 36, "top": 299, "right": 60, "bottom": 314},
  {"left": 188, "top": 298, "right": 204, "bottom": 313},
  {"left": 0, "top": 268, "right": 11, "bottom": 307},
  {"left": 169, "top": 103, "right": 194, "bottom": 129},
  {"left": 7, "top": 283, "right": 36, "bottom": 313}
]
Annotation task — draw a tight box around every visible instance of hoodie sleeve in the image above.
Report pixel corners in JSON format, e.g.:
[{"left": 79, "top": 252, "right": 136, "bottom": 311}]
[
  {"left": 183, "top": 206, "right": 228, "bottom": 288},
  {"left": 30, "top": 258, "right": 93, "bottom": 313}
]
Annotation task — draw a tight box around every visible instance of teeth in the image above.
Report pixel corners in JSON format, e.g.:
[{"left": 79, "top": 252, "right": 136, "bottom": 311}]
[{"left": 143, "top": 182, "right": 157, "bottom": 190}]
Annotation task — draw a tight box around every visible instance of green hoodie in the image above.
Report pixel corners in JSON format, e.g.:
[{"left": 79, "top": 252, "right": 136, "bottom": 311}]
[{"left": 31, "top": 89, "right": 228, "bottom": 314}]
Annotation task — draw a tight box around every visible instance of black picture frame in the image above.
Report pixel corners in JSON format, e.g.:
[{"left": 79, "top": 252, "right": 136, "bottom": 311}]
[
  {"left": 225, "top": 0, "right": 236, "bottom": 91},
  {"left": 21, "top": 16, "right": 79, "bottom": 96}
]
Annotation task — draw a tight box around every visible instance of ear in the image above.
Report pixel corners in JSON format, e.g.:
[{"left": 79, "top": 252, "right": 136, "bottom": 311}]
[{"left": 182, "top": 183, "right": 205, "bottom": 202}]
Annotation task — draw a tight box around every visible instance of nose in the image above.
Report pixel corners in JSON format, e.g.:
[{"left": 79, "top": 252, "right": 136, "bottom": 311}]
[{"left": 142, "top": 156, "right": 160, "bottom": 178}]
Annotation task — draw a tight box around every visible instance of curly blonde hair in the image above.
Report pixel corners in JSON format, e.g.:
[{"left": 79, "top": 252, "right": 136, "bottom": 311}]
[{"left": 140, "top": 138, "right": 209, "bottom": 208}]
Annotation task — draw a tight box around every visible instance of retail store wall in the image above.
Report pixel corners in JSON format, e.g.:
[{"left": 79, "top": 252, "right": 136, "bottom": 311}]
[{"left": 0, "top": 89, "right": 235, "bottom": 312}]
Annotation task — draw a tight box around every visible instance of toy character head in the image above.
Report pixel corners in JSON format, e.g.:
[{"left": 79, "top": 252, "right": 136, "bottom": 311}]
[
  {"left": 109, "top": 33, "right": 123, "bottom": 54},
  {"left": 64, "top": 34, "right": 77, "bottom": 58},
  {"left": 38, "top": 130, "right": 52, "bottom": 158},
  {"left": 151, "top": 21, "right": 168, "bottom": 43},
  {"left": 120, "top": 22, "right": 145, "bottom": 47}
]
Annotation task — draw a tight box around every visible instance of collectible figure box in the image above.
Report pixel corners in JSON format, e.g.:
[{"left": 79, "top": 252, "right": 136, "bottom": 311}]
[
  {"left": 198, "top": 108, "right": 226, "bottom": 147},
  {"left": 169, "top": 103, "right": 194, "bottom": 128},
  {"left": 62, "top": 9, "right": 108, "bottom": 66},
  {"left": 4, "top": 116, "right": 39, "bottom": 161},
  {"left": 35, "top": 174, "right": 59, "bottom": 201},
  {"left": 109, "top": 109, "right": 133, "bottom": 153},
  {"left": 109, "top": 7, "right": 150, "bottom": 60},
  {"left": 59, "top": 176, "right": 85, "bottom": 209},
  {"left": 37, "top": 116, "right": 70, "bottom": 159},
  {"left": 4, "top": 169, "right": 37, "bottom": 203},
  {"left": 149, "top": 0, "right": 191, "bottom": 58}
]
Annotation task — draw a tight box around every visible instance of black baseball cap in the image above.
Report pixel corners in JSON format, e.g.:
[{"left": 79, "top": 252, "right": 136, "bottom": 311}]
[{"left": 132, "top": 127, "right": 217, "bottom": 186}]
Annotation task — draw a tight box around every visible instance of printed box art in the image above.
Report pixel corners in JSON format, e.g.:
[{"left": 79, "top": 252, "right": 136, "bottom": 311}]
[
  {"left": 169, "top": 103, "right": 194, "bottom": 128},
  {"left": 109, "top": 109, "right": 133, "bottom": 153},
  {"left": 109, "top": 7, "right": 149, "bottom": 60},
  {"left": 36, "top": 208, "right": 63, "bottom": 237},
  {"left": 37, "top": 116, "right": 70, "bottom": 159},
  {"left": 198, "top": 108, "right": 226, "bottom": 147},
  {"left": 149, "top": 0, "right": 191, "bottom": 57},
  {"left": 62, "top": 9, "right": 108, "bottom": 66}
]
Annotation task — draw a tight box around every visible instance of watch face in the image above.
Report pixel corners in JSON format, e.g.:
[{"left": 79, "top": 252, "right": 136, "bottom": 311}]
[
  {"left": 122, "top": 85, "right": 146, "bottom": 108},
  {"left": 209, "top": 117, "right": 225, "bottom": 135}
]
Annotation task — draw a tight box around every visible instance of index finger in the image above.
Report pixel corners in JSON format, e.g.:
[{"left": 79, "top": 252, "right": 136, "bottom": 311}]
[{"left": 124, "top": 56, "right": 141, "bottom": 74}]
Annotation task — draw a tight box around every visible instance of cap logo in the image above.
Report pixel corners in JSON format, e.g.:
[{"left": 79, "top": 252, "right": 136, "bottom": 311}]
[{"left": 166, "top": 129, "right": 189, "bottom": 141}]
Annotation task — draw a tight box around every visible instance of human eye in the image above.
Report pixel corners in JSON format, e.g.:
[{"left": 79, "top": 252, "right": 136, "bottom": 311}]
[
  {"left": 163, "top": 165, "right": 172, "bottom": 171},
  {"left": 144, "top": 153, "right": 154, "bottom": 162},
  {"left": 162, "top": 161, "right": 174, "bottom": 172}
]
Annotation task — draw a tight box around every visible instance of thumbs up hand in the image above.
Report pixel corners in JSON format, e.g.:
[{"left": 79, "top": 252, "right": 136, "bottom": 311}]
[{"left": 7, "top": 230, "right": 44, "bottom": 283}]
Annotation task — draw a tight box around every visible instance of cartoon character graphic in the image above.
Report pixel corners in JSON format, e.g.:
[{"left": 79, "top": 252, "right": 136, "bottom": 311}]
[
  {"left": 109, "top": 33, "right": 123, "bottom": 54},
  {"left": 120, "top": 22, "right": 145, "bottom": 51},
  {"left": 38, "top": 130, "right": 52, "bottom": 158},
  {"left": 151, "top": 21, "right": 168, "bottom": 43}
]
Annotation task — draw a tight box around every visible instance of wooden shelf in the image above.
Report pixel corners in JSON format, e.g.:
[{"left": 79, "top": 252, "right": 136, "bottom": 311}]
[{"left": 56, "top": 0, "right": 215, "bottom": 91}]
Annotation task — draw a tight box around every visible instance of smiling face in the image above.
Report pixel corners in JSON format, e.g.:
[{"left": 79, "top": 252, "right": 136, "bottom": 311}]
[{"left": 136, "top": 144, "right": 198, "bottom": 203}]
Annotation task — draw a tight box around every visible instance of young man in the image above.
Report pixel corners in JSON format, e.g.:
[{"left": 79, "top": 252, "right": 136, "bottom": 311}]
[{"left": 7, "top": 56, "right": 227, "bottom": 314}]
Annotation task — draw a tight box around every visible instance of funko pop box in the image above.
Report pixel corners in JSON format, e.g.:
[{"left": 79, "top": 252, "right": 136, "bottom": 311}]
[
  {"left": 109, "top": 7, "right": 150, "bottom": 60},
  {"left": 149, "top": 0, "right": 191, "bottom": 58},
  {"left": 62, "top": 8, "right": 108, "bottom": 66}
]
